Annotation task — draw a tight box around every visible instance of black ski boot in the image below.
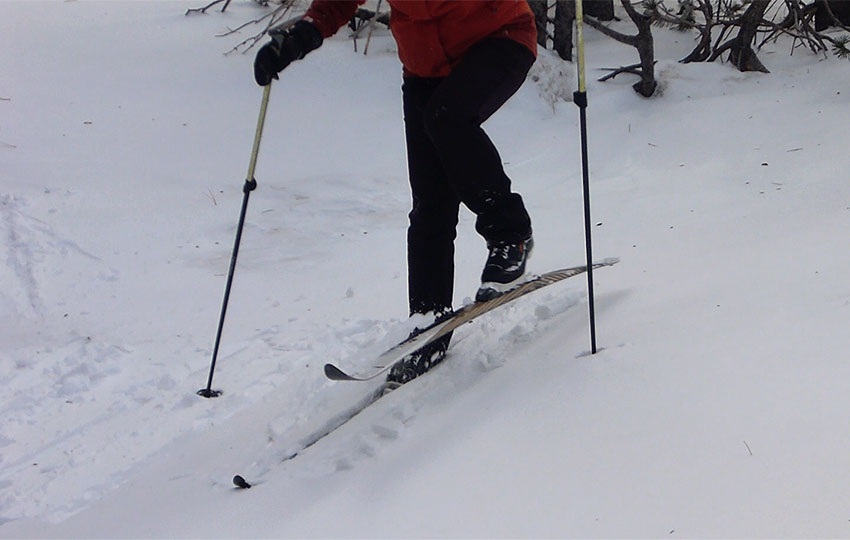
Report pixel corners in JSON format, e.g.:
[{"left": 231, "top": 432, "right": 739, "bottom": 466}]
[
  {"left": 386, "top": 336, "right": 449, "bottom": 386},
  {"left": 476, "top": 236, "right": 534, "bottom": 302}
]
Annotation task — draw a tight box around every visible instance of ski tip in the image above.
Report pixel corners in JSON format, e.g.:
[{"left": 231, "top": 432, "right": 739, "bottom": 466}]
[
  {"left": 599, "top": 257, "right": 620, "bottom": 267},
  {"left": 233, "top": 475, "right": 251, "bottom": 489},
  {"left": 324, "top": 363, "right": 355, "bottom": 381}
]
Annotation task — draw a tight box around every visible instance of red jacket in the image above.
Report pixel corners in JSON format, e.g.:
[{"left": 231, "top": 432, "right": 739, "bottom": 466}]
[{"left": 305, "top": 0, "right": 537, "bottom": 78}]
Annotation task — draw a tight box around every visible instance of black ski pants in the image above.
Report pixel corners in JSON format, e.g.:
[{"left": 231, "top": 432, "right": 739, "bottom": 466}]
[{"left": 403, "top": 38, "right": 535, "bottom": 318}]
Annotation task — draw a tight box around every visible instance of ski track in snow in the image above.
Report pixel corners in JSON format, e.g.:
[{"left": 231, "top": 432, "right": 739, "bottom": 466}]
[
  {"left": 0, "top": 194, "right": 116, "bottom": 320},
  {"left": 237, "top": 288, "right": 585, "bottom": 486},
  {"left": 1, "top": 194, "right": 47, "bottom": 317},
  {"left": 0, "top": 170, "right": 414, "bottom": 521},
  {"left": 0, "top": 263, "right": 583, "bottom": 523}
]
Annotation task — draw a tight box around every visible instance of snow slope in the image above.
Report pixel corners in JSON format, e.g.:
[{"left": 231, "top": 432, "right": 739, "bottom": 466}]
[{"left": 2, "top": 1, "right": 850, "bottom": 537}]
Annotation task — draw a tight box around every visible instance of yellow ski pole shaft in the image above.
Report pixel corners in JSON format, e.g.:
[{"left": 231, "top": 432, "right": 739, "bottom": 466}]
[{"left": 246, "top": 84, "right": 271, "bottom": 183}]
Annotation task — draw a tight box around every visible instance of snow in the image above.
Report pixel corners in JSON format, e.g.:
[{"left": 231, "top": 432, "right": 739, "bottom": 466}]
[{"left": 2, "top": 0, "right": 850, "bottom": 537}]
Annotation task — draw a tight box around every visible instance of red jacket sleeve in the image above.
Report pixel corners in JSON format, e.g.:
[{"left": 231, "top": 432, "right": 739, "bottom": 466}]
[{"left": 304, "top": 0, "right": 365, "bottom": 38}]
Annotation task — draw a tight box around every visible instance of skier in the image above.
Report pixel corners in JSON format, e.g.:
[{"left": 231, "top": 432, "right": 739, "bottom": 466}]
[{"left": 254, "top": 0, "right": 537, "bottom": 384}]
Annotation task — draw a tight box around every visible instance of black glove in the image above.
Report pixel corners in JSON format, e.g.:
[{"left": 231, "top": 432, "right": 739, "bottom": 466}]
[{"left": 254, "top": 20, "right": 323, "bottom": 86}]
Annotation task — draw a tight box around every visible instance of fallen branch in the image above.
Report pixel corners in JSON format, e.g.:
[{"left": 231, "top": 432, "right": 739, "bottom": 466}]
[
  {"left": 598, "top": 62, "right": 644, "bottom": 82},
  {"left": 186, "top": 0, "right": 230, "bottom": 15}
]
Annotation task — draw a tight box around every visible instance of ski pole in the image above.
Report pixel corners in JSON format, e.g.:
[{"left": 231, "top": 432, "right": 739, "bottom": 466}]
[
  {"left": 198, "top": 84, "right": 272, "bottom": 398},
  {"left": 573, "top": 0, "right": 599, "bottom": 354}
]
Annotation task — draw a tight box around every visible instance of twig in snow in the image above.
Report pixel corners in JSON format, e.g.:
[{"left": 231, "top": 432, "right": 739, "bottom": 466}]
[
  {"left": 743, "top": 440, "right": 753, "bottom": 456},
  {"left": 186, "top": 0, "right": 230, "bottom": 15},
  {"left": 0, "top": 140, "right": 17, "bottom": 149},
  {"left": 598, "top": 62, "right": 652, "bottom": 82}
]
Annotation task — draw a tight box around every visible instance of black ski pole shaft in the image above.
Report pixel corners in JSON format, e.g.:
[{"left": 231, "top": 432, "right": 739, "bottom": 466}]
[
  {"left": 198, "top": 84, "right": 272, "bottom": 398},
  {"left": 573, "top": 0, "right": 598, "bottom": 354}
]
